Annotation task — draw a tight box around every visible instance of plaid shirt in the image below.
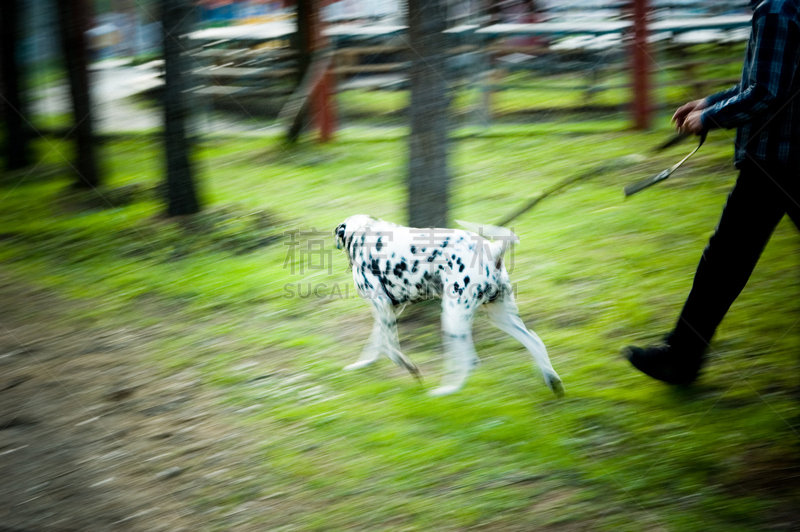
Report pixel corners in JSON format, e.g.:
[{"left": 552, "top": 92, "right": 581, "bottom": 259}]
[{"left": 702, "top": 0, "right": 800, "bottom": 168}]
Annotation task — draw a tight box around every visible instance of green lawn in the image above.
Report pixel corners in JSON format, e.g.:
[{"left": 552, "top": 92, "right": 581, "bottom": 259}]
[{"left": 1, "top": 118, "right": 798, "bottom": 530}]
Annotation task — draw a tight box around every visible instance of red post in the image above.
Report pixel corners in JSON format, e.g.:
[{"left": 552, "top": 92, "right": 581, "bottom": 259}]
[
  {"left": 316, "top": 68, "right": 336, "bottom": 142},
  {"left": 631, "top": 0, "right": 651, "bottom": 130}
]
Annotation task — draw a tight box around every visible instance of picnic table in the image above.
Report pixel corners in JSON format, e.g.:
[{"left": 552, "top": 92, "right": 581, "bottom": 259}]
[
  {"left": 474, "top": 15, "right": 751, "bottom": 38},
  {"left": 325, "top": 24, "right": 406, "bottom": 39},
  {"left": 473, "top": 15, "right": 751, "bottom": 123},
  {"left": 188, "top": 22, "right": 411, "bottom": 44},
  {"left": 476, "top": 21, "right": 631, "bottom": 37},
  {"left": 188, "top": 21, "right": 295, "bottom": 42},
  {"left": 651, "top": 14, "right": 751, "bottom": 32},
  {"left": 185, "top": 14, "right": 754, "bottom": 132}
]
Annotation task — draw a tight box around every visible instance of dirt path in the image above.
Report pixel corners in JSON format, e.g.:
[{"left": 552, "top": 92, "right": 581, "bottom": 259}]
[{"left": 0, "top": 274, "right": 250, "bottom": 531}]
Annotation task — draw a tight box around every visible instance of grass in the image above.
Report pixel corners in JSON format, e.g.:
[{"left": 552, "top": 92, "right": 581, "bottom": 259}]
[{"left": 1, "top": 117, "right": 798, "bottom": 531}]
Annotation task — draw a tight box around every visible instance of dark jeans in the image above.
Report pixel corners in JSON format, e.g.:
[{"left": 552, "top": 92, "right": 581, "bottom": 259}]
[{"left": 667, "top": 160, "right": 800, "bottom": 356}]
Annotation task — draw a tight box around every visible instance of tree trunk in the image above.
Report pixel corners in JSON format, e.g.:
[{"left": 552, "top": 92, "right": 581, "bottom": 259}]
[
  {"left": 287, "top": 0, "right": 313, "bottom": 142},
  {"left": 0, "top": 0, "right": 32, "bottom": 170},
  {"left": 407, "top": 0, "right": 450, "bottom": 228},
  {"left": 56, "top": 0, "right": 100, "bottom": 188},
  {"left": 296, "top": 0, "right": 312, "bottom": 85},
  {"left": 630, "top": 0, "right": 652, "bottom": 130},
  {"left": 161, "top": 0, "right": 200, "bottom": 216}
]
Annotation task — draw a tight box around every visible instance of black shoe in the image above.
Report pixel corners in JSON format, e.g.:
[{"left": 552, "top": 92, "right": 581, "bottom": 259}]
[{"left": 622, "top": 343, "right": 701, "bottom": 385}]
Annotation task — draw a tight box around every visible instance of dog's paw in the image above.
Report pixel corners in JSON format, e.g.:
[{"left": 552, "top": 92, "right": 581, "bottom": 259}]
[
  {"left": 429, "top": 384, "right": 461, "bottom": 397},
  {"left": 344, "top": 359, "right": 376, "bottom": 371},
  {"left": 545, "top": 373, "right": 565, "bottom": 398}
]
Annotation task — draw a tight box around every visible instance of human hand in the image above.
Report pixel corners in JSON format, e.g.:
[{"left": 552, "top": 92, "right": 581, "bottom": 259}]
[
  {"left": 672, "top": 98, "right": 707, "bottom": 129},
  {"left": 680, "top": 110, "right": 705, "bottom": 135}
]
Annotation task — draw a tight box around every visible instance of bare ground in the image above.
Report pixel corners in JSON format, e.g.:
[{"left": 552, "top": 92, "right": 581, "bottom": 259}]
[{"left": 0, "top": 274, "right": 251, "bottom": 531}]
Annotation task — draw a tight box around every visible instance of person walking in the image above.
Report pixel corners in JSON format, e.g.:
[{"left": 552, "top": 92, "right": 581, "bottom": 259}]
[{"left": 625, "top": 0, "right": 800, "bottom": 384}]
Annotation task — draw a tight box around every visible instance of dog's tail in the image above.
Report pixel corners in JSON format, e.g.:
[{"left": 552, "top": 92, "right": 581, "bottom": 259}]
[{"left": 456, "top": 220, "right": 519, "bottom": 268}]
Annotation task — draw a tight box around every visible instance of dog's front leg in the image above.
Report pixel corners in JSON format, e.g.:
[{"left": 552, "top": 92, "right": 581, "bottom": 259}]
[
  {"left": 344, "top": 314, "right": 383, "bottom": 371},
  {"left": 430, "top": 300, "right": 478, "bottom": 397},
  {"left": 366, "top": 297, "right": 421, "bottom": 380}
]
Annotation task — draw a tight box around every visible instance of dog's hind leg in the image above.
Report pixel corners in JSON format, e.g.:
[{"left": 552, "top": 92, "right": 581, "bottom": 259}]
[
  {"left": 485, "top": 295, "right": 564, "bottom": 397},
  {"left": 344, "top": 313, "right": 383, "bottom": 371},
  {"left": 430, "top": 299, "right": 479, "bottom": 397}
]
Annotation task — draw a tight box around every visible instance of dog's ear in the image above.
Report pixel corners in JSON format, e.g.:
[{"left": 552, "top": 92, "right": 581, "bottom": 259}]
[{"left": 334, "top": 223, "right": 346, "bottom": 249}]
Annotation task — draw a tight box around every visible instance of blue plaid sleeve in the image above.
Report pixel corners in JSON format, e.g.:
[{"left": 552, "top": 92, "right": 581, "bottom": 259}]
[
  {"left": 702, "top": 14, "right": 800, "bottom": 130},
  {"left": 704, "top": 84, "right": 741, "bottom": 107}
]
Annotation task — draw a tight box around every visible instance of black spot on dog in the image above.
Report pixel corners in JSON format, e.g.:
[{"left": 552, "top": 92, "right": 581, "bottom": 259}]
[
  {"left": 376, "top": 237, "right": 383, "bottom": 252},
  {"left": 463, "top": 276, "right": 470, "bottom": 287},
  {"left": 410, "top": 245, "right": 417, "bottom": 254},
  {"left": 393, "top": 262, "right": 407, "bottom": 278}
]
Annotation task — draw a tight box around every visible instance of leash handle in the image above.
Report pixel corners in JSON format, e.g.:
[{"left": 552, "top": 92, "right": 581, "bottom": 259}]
[
  {"left": 682, "top": 130, "right": 706, "bottom": 160},
  {"left": 623, "top": 131, "right": 707, "bottom": 197},
  {"left": 667, "top": 131, "right": 706, "bottom": 172}
]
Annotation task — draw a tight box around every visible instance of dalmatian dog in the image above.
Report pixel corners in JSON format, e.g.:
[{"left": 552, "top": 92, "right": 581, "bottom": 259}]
[{"left": 334, "top": 214, "right": 563, "bottom": 397}]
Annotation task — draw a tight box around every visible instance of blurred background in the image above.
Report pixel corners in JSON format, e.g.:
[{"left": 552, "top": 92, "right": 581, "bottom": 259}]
[{"left": 1, "top": 0, "right": 798, "bottom": 531}]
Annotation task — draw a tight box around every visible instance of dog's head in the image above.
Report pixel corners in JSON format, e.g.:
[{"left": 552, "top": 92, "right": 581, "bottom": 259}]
[{"left": 334, "top": 215, "right": 374, "bottom": 251}]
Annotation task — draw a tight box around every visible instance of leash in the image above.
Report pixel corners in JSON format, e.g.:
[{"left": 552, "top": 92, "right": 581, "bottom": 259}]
[
  {"left": 623, "top": 132, "right": 707, "bottom": 197},
  {"left": 495, "top": 131, "right": 702, "bottom": 227}
]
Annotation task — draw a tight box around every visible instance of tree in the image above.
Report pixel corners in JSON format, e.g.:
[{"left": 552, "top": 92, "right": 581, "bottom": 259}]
[
  {"left": 285, "top": 0, "right": 313, "bottom": 142},
  {"left": 283, "top": 0, "right": 336, "bottom": 143},
  {"left": 56, "top": 0, "right": 101, "bottom": 188},
  {"left": 407, "top": 0, "right": 450, "bottom": 228},
  {"left": 295, "top": 0, "right": 313, "bottom": 88},
  {"left": 630, "top": 0, "right": 652, "bottom": 129},
  {"left": 161, "top": 0, "right": 200, "bottom": 216},
  {"left": 0, "top": 0, "right": 33, "bottom": 170}
]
